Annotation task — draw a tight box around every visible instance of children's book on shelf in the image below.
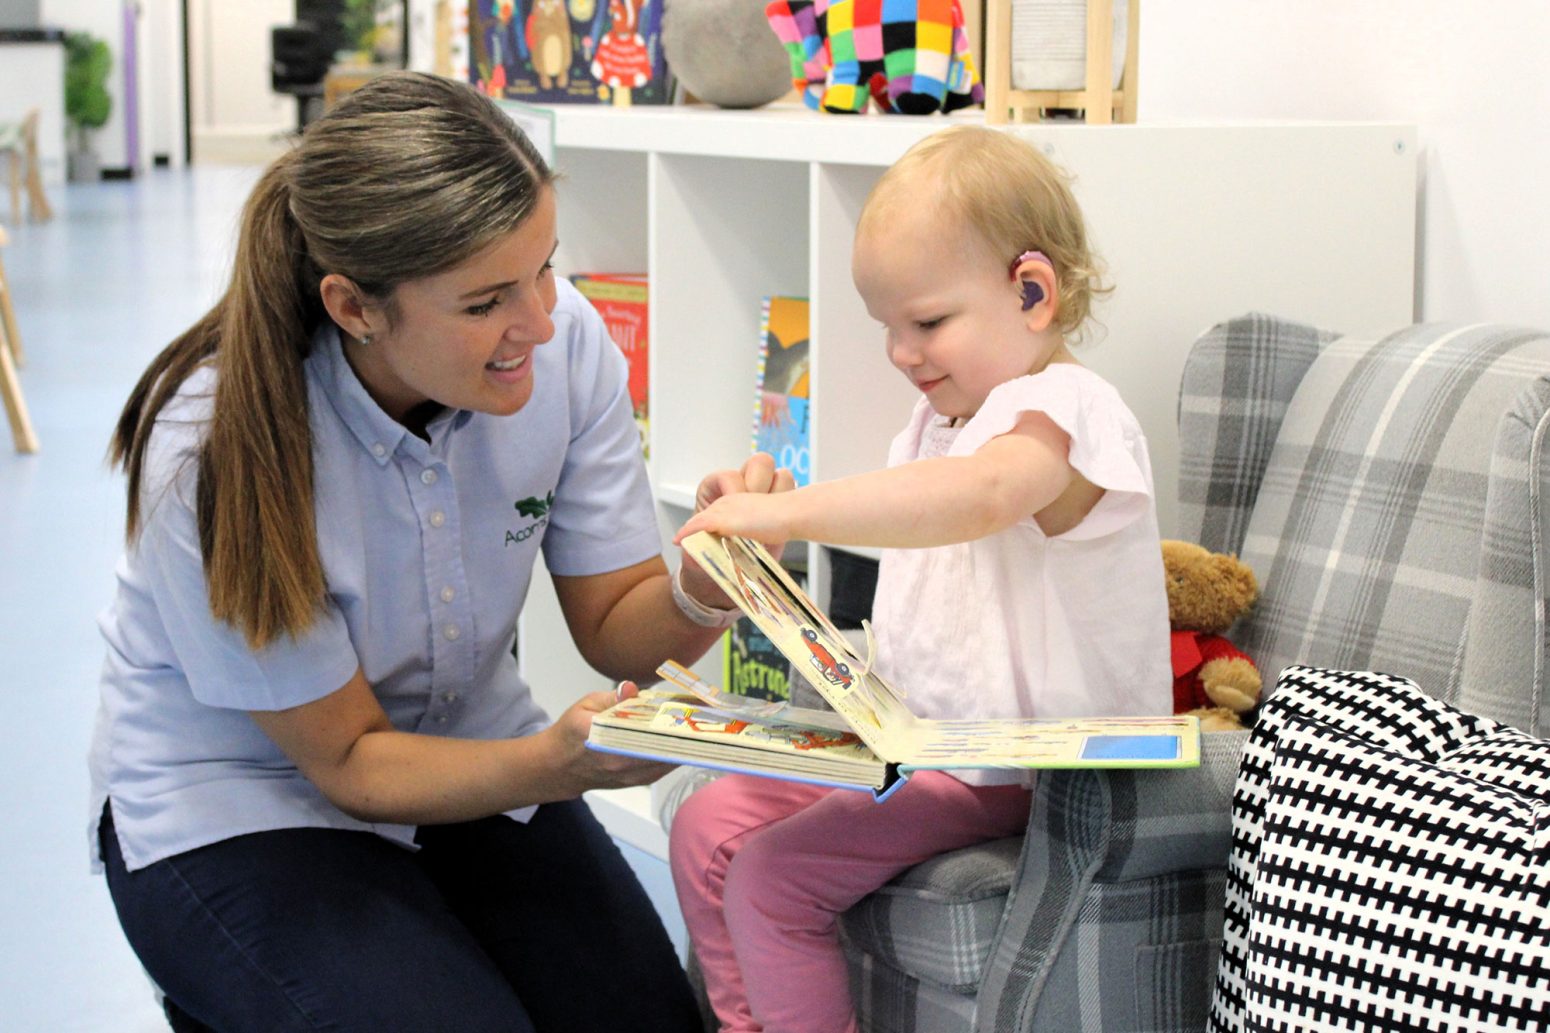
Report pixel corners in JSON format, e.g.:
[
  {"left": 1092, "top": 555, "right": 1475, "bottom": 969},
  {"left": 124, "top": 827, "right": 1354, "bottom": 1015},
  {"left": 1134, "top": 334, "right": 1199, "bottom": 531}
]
[
  {"left": 469, "top": 0, "right": 673, "bottom": 106},
  {"left": 753, "top": 296, "right": 811, "bottom": 487},
  {"left": 571, "top": 272, "right": 649, "bottom": 456},
  {"left": 723, "top": 608, "right": 797, "bottom": 705},
  {"left": 588, "top": 533, "right": 1200, "bottom": 800}
]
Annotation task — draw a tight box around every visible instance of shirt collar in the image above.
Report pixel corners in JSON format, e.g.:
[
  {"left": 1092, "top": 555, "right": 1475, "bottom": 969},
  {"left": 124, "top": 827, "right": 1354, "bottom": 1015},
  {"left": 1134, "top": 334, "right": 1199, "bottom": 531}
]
[
  {"left": 308, "top": 323, "right": 412, "bottom": 466},
  {"left": 308, "top": 324, "right": 479, "bottom": 465}
]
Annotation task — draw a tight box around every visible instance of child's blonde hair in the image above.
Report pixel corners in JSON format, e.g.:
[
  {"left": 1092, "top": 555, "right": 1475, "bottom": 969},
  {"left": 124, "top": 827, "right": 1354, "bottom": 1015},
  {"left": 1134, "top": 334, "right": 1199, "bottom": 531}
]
[{"left": 858, "top": 125, "right": 1110, "bottom": 339}]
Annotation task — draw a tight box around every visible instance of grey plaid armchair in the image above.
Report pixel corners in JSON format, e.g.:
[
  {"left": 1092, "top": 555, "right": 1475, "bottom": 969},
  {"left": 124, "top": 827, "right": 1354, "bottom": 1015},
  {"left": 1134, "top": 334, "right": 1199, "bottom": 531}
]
[{"left": 657, "top": 314, "right": 1550, "bottom": 1032}]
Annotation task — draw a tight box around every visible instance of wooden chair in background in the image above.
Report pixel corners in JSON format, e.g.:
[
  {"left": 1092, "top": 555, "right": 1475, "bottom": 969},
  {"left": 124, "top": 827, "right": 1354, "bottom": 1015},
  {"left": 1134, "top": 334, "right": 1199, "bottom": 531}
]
[
  {"left": 0, "top": 225, "right": 39, "bottom": 453},
  {"left": 0, "top": 110, "right": 55, "bottom": 225},
  {"left": 984, "top": 0, "right": 1139, "bottom": 125}
]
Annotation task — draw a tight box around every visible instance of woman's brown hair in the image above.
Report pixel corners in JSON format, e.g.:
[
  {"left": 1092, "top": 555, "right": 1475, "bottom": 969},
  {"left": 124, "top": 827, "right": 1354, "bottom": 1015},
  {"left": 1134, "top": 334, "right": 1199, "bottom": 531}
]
[{"left": 110, "top": 72, "right": 554, "bottom": 648}]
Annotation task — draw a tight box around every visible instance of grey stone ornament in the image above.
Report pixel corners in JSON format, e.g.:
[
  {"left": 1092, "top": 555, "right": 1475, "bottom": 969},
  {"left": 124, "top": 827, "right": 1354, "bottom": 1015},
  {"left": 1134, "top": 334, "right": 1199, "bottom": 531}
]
[{"left": 662, "top": 0, "right": 792, "bottom": 109}]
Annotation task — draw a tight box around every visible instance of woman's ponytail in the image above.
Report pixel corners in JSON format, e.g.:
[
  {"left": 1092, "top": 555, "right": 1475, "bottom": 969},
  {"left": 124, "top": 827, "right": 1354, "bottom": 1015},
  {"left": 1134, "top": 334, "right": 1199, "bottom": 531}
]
[
  {"left": 112, "top": 72, "right": 552, "bottom": 649},
  {"left": 198, "top": 156, "right": 327, "bottom": 648}
]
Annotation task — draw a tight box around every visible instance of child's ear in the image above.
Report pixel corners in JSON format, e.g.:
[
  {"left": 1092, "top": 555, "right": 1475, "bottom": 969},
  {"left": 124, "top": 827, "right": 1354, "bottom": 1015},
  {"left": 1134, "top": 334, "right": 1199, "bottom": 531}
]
[{"left": 1011, "top": 255, "right": 1058, "bottom": 333}]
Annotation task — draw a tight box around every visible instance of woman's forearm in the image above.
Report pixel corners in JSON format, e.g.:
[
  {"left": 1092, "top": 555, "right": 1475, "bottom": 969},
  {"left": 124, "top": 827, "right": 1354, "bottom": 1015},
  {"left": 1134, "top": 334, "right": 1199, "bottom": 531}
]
[
  {"left": 323, "top": 725, "right": 576, "bottom": 825},
  {"left": 575, "top": 571, "right": 728, "bottom": 685},
  {"left": 250, "top": 672, "right": 669, "bottom": 827}
]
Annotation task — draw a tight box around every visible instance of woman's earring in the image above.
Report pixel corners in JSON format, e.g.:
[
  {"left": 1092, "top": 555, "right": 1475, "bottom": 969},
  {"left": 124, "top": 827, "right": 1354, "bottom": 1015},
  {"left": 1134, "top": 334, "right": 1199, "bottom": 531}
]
[{"left": 360, "top": 333, "right": 373, "bottom": 346}]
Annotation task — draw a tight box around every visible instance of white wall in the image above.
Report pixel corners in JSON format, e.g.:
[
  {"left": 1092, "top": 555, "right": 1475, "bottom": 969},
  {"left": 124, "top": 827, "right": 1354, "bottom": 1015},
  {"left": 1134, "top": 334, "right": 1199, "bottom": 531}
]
[
  {"left": 1140, "top": 1, "right": 1550, "bottom": 329},
  {"left": 187, "top": 0, "right": 293, "bottom": 144},
  {"left": 145, "top": 0, "right": 186, "bottom": 165}
]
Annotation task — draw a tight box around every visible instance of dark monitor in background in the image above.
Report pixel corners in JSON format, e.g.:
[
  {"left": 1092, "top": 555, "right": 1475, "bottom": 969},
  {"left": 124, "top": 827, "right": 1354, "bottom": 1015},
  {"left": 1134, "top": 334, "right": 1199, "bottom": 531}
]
[
  {"left": 295, "top": 0, "right": 348, "bottom": 58},
  {"left": 271, "top": 23, "right": 333, "bottom": 132}
]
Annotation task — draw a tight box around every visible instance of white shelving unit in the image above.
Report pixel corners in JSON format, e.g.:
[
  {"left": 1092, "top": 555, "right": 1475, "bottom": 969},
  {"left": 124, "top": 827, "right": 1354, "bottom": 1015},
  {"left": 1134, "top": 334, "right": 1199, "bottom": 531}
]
[{"left": 520, "top": 104, "right": 1419, "bottom": 853}]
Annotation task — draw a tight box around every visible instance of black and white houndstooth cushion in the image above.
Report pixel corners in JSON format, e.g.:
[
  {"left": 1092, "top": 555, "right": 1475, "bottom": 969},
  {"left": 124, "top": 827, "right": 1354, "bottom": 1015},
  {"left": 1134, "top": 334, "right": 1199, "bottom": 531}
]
[{"left": 1211, "top": 666, "right": 1550, "bottom": 1033}]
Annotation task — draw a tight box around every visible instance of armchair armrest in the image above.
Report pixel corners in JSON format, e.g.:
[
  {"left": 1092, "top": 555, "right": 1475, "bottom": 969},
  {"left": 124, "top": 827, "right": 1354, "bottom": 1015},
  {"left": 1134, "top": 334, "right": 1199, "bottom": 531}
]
[{"left": 974, "top": 731, "right": 1244, "bottom": 1032}]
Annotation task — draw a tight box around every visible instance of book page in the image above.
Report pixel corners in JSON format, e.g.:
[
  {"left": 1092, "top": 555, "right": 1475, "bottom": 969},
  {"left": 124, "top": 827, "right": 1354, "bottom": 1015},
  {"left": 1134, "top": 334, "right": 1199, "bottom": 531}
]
[
  {"left": 680, "top": 532, "right": 1199, "bottom": 772},
  {"left": 681, "top": 532, "right": 919, "bottom": 756},
  {"left": 897, "top": 715, "right": 1200, "bottom": 769},
  {"left": 594, "top": 689, "right": 879, "bottom": 762}
]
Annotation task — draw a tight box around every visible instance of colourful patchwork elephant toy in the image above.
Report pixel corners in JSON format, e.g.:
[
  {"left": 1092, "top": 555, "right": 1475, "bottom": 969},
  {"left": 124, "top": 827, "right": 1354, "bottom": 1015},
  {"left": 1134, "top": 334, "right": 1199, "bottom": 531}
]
[{"left": 764, "top": 0, "right": 982, "bottom": 114}]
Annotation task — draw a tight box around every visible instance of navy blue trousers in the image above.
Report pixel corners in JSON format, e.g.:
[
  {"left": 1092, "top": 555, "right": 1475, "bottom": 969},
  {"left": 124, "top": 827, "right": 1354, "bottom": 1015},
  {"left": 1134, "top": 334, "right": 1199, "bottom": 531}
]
[{"left": 99, "top": 801, "right": 701, "bottom": 1033}]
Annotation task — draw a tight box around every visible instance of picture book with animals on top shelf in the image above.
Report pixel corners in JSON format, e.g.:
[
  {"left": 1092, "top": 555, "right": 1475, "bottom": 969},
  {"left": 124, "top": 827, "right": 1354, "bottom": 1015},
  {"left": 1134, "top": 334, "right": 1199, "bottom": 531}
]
[
  {"left": 587, "top": 533, "right": 1200, "bottom": 799},
  {"left": 470, "top": 0, "right": 672, "bottom": 106}
]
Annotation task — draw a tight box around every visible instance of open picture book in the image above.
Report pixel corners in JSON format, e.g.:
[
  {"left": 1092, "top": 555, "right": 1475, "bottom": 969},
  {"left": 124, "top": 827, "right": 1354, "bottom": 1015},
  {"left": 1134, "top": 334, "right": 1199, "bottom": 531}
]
[{"left": 586, "top": 532, "right": 1199, "bottom": 799}]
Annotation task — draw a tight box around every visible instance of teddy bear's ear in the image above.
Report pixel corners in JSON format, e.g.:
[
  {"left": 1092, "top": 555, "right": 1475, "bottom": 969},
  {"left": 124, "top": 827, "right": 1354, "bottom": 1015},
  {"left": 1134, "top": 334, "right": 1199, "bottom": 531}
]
[{"left": 1211, "top": 554, "right": 1260, "bottom": 609}]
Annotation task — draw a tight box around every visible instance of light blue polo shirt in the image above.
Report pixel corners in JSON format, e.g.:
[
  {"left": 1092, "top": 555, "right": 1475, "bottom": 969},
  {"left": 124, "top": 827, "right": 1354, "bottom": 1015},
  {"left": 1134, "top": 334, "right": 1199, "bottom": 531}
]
[{"left": 89, "top": 279, "right": 661, "bottom": 872}]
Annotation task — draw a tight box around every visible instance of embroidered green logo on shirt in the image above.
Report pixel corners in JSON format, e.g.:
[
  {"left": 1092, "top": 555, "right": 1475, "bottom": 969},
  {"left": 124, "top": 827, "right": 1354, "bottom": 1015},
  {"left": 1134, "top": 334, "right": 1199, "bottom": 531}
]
[
  {"left": 515, "top": 491, "right": 555, "bottom": 519},
  {"left": 507, "top": 491, "right": 556, "bottom": 546}
]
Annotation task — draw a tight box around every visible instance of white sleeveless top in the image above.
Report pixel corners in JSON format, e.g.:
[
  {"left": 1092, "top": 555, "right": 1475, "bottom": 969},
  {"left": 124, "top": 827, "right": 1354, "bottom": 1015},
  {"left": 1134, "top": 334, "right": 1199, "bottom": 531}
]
[{"left": 869, "top": 365, "right": 1172, "bottom": 785}]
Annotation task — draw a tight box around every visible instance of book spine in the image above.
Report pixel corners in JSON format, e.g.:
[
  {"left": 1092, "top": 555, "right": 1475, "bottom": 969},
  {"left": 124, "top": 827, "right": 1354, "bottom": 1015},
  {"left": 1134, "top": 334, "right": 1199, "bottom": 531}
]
[{"left": 753, "top": 294, "right": 773, "bottom": 454}]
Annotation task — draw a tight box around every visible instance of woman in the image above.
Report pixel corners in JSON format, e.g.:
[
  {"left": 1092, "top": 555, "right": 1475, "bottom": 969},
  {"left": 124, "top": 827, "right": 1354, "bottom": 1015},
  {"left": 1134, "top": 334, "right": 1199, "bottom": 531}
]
[{"left": 92, "top": 72, "right": 777, "bottom": 1032}]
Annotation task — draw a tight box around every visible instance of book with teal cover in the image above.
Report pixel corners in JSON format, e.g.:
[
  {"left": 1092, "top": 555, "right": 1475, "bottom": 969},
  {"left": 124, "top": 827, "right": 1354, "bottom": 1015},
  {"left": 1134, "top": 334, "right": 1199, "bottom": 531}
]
[{"left": 753, "top": 296, "right": 811, "bottom": 487}]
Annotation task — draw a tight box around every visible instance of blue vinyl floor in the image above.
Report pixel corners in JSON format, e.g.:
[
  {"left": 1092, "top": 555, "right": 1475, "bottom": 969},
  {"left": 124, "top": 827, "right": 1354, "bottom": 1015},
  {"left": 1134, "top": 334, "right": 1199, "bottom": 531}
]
[{"left": 0, "top": 168, "right": 682, "bottom": 1032}]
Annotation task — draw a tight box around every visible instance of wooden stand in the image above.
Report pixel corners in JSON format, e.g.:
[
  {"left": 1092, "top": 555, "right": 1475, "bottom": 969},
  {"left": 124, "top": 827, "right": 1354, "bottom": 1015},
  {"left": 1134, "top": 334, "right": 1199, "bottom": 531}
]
[
  {"left": 0, "top": 227, "right": 38, "bottom": 453},
  {"left": 323, "top": 64, "right": 398, "bottom": 111},
  {"left": 2, "top": 110, "right": 55, "bottom": 225},
  {"left": 984, "top": 0, "right": 1139, "bottom": 125},
  {"left": 433, "top": 0, "right": 454, "bottom": 76}
]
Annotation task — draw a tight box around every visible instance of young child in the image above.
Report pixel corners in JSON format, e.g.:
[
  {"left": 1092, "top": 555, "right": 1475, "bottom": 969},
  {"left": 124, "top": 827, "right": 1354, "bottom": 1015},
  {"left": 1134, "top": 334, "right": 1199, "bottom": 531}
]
[{"left": 668, "top": 125, "right": 1172, "bottom": 1033}]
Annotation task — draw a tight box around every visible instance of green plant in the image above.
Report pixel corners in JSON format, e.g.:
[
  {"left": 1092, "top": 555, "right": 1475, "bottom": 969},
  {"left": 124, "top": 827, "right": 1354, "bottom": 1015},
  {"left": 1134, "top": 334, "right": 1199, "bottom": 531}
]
[
  {"left": 64, "top": 31, "right": 112, "bottom": 150},
  {"left": 342, "top": 0, "right": 396, "bottom": 57}
]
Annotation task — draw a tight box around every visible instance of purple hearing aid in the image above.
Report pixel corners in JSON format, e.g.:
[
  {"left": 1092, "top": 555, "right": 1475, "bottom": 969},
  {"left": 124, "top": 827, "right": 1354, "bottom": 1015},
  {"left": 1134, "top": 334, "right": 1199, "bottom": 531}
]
[{"left": 1011, "top": 250, "right": 1052, "bottom": 310}]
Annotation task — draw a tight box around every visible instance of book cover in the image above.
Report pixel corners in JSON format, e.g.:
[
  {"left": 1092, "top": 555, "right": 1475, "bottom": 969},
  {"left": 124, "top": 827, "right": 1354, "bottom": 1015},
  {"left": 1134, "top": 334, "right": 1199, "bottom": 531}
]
[
  {"left": 589, "top": 533, "right": 1199, "bottom": 798},
  {"left": 723, "top": 614, "right": 796, "bottom": 704},
  {"left": 754, "top": 296, "right": 811, "bottom": 487},
  {"left": 571, "top": 273, "right": 649, "bottom": 457},
  {"left": 469, "top": 0, "right": 673, "bottom": 106}
]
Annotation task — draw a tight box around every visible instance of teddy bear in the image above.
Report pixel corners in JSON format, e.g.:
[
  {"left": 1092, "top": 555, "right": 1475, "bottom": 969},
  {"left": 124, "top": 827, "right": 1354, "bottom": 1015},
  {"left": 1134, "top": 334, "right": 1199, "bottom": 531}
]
[{"left": 1162, "top": 540, "right": 1262, "bottom": 732}]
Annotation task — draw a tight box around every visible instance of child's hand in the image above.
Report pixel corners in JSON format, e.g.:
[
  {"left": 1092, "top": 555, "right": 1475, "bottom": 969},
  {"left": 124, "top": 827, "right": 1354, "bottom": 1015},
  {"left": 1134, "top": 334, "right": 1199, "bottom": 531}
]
[{"left": 675, "top": 490, "right": 796, "bottom": 546}]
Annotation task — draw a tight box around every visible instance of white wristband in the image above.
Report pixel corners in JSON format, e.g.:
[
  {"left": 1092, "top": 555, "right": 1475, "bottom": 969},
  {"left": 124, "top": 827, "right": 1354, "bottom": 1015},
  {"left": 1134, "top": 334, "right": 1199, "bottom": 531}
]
[{"left": 671, "top": 566, "right": 741, "bottom": 629}]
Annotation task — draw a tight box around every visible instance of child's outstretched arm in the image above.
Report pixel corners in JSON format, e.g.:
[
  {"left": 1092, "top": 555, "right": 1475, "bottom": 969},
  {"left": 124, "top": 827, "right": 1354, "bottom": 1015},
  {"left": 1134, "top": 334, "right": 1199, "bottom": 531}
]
[{"left": 676, "top": 412, "right": 1078, "bottom": 548}]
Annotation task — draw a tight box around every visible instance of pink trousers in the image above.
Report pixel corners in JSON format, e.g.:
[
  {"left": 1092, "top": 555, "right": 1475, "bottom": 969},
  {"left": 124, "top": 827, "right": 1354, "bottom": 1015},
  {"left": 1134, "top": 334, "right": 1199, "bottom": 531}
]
[{"left": 668, "top": 772, "right": 1033, "bottom": 1033}]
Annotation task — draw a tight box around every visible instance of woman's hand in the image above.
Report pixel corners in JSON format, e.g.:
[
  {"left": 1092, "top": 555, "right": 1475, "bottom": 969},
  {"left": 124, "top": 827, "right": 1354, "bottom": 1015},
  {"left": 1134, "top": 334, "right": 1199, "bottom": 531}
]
[
  {"left": 677, "top": 453, "right": 797, "bottom": 603},
  {"left": 544, "top": 681, "right": 677, "bottom": 794},
  {"left": 693, "top": 451, "right": 795, "bottom": 515}
]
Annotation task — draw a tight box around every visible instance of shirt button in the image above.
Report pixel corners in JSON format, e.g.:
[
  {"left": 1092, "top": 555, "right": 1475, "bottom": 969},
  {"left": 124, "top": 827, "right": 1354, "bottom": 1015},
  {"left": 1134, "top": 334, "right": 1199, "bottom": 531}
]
[
  {"left": 443, "top": 692, "right": 458, "bottom": 703},
  {"left": 443, "top": 624, "right": 461, "bottom": 641},
  {"left": 371, "top": 443, "right": 386, "bottom": 458},
  {"left": 440, "top": 586, "right": 456, "bottom": 603},
  {"left": 420, "top": 469, "right": 438, "bottom": 485},
  {"left": 436, "top": 715, "right": 447, "bottom": 724},
  {"left": 429, "top": 510, "right": 446, "bottom": 528}
]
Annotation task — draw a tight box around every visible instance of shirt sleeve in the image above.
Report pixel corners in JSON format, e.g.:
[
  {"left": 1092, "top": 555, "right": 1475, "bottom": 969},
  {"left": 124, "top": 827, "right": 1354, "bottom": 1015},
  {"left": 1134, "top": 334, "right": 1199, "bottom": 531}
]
[
  {"left": 134, "top": 439, "right": 362, "bottom": 712},
  {"left": 952, "top": 369, "right": 1155, "bottom": 540},
  {"left": 541, "top": 285, "right": 662, "bottom": 577}
]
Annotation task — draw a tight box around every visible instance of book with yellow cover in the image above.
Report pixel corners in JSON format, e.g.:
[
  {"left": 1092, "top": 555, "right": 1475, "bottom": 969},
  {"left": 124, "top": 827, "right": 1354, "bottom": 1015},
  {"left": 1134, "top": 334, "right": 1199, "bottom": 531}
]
[{"left": 587, "top": 533, "right": 1198, "bottom": 799}]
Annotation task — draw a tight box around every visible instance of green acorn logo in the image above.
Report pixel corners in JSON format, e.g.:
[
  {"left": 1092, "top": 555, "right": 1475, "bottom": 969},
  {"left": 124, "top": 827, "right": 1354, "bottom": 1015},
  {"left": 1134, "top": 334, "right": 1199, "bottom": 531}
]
[{"left": 515, "top": 491, "right": 555, "bottom": 519}]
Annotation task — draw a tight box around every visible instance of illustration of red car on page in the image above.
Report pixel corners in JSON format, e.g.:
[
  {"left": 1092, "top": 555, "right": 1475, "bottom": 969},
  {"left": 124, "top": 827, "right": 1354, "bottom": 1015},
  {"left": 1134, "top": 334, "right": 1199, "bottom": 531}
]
[{"left": 801, "top": 627, "right": 853, "bottom": 689}]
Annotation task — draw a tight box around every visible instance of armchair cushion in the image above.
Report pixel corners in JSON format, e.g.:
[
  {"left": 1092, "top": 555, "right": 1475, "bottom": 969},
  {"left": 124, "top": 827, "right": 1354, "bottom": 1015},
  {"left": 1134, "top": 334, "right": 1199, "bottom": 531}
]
[
  {"left": 1177, "top": 313, "right": 1337, "bottom": 558},
  {"left": 1181, "top": 320, "right": 1550, "bottom": 726},
  {"left": 841, "top": 836, "right": 1021, "bottom": 994},
  {"left": 1212, "top": 665, "right": 1550, "bottom": 1033}
]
